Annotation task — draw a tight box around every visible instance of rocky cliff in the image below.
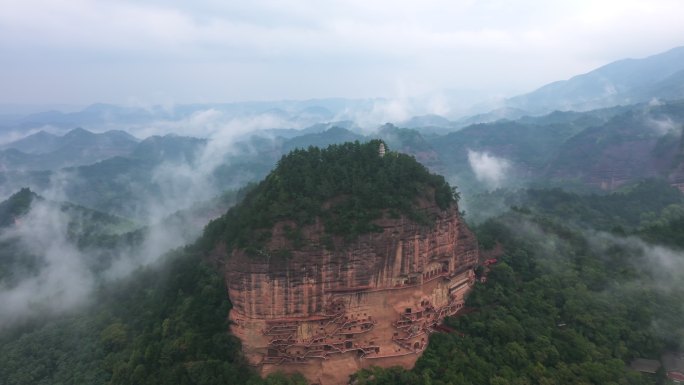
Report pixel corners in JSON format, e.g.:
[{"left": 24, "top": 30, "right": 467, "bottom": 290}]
[
  {"left": 211, "top": 141, "right": 478, "bottom": 385},
  {"left": 227, "top": 202, "right": 477, "bottom": 384}
]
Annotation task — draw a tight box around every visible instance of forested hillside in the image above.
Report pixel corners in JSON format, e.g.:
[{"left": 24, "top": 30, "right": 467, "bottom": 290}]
[
  {"left": 200, "top": 140, "right": 457, "bottom": 253},
  {"left": 351, "top": 180, "right": 684, "bottom": 385},
  {"left": 3, "top": 171, "right": 683, "bottom": 385},
  {"left": 0, "top": 248, "right": 306, "bottom": 385}
]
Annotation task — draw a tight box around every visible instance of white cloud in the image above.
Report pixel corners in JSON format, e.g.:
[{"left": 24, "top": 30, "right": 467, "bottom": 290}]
[
  {"left": 2, "top": 0, "right": 684, "bottom": 105},
  {"left": 0, "top": 201, "right": 94, "bottom": 327},
  {"left": 467, "top": 149, "right": 510, "bottom": 188},
  {"left": 646, "top": 116, "right": 680, "bottom": 136},
  {"left": 0, "top": 166, "right": 234, "bottom": 327},
  {"left": 0, "top": 108, "right": 278, "bottom": 327}
]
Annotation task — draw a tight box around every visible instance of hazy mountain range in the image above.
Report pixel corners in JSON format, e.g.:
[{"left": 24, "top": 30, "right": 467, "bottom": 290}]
[
  {"left": 2, "top": 46, "right": 683, "bottom": 143},
  {"left": 0, "top": 128, "right": 139, "bottom": 170},
  {"left": 507, "top": 46, "right": 684, "bottom": 114},
  {"left": 1, "top": 100, "right": 683, "bottom": 223},
  {"left": 0, "top": 45, "right": 683, "bottom": 226}
]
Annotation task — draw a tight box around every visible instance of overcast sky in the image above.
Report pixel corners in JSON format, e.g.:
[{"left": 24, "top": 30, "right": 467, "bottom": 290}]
[{"left": 2, "top": 0, "right": 684, "bottom": 106}]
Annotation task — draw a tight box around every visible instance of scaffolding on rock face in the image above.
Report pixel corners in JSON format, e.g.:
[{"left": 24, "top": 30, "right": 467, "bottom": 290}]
[
  {"left": 261, "top": 299, "right": 380, "bottom": 364},
  {"left": 387, "top": 275, "right": 472, "bottom": 354},
  {"left": 259, "top": 269, "right": 477, "bottom": 365}
]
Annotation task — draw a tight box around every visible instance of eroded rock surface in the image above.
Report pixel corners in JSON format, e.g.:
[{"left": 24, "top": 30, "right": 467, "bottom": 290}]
[{"left": 226, "top": 201, "right": 479, "bottom": 385}]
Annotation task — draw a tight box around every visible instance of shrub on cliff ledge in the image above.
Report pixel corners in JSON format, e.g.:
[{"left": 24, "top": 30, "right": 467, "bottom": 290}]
[{"left": 201, "top": 140, "right": 458, "bottom": 253}]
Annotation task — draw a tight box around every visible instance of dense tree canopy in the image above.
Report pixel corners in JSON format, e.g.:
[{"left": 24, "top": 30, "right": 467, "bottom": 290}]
[
  {"left": 0, "top": 188, "right": 37, "bottom": 228},
  {"left": 2, "top": 159, "right": 684, "bottom": 385},
  {"left": 0, "top": 248, "right": 306, "bottom": 385},
  {"left": 200, "top": 140, "right": 458, "bottom": 254},
  {"left": 351, "top": 182, "right": 684, "bottom": 385}
]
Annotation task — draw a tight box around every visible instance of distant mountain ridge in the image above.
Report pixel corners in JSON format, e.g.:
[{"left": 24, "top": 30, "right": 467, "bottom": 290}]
[
  {"left": 507, "top": 46, "right": 684, "bottom": 114},
  {"left": 4, "top": 100, "right": 684, "bottom": 220},
  {"left": 0, "top": 128, "right": 139, "bottom": 170},
  {"left": 3, "top": 127, "right": 138, "bottom": 154},
  {"left": 3, "top": 50, "right": 684, "bottom": 218},
  {"left": 2, "top": 46, "right": 684, "bottom": 138},
  {"left": 0, "top": 98, "right": 380, "bottom": 134}
]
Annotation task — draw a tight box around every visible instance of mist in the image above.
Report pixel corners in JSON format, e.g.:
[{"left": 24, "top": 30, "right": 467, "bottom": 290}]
[
  {"left": 0, "top": 110, "right": 266, "bottom": 328},
  {"left": 0, "top": 200, "right": 94, "bottom": 327},
  {"left": 588, "top": 232, "right": 684, "bottom": 291},
  {"left": 490, "top": 212, "right": 684, "bottom": 347},
  {"left": 467, "top": 149, "right": 511, "bottom": 188},
  {"left": 0, "top": 188, "right": 226, "bottom": 329},
  {"left": 0, "top": 100, "right": 431, "bottom": 327}
]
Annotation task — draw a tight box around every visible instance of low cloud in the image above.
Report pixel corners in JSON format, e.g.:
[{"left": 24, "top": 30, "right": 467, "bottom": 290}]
[
  {"left": 467, "top": 149, "right": 511, "bottom": 188},
  {"left": 646, "top": 115, "right": 680, "bottom": 136},
  {"left": 494, "top": 212, "right": 684, "bottom": 348},
  {"left": 0, "top": 191, "right": 226, "bottom": 329},
  {"left": 119, "top": 108, "right": 294, "bottom": 139},
  {"left": 0, "top": 113, "right": 257, "bottom": 327},
  {"left": 0, "top": 201, "right": 94, "bottom": 327},
  {"left": 0, "top": 105, "right": 287, "bottom": 328},
  {"left": 588, "top": 232, "right": 684, "bottom": 289}
]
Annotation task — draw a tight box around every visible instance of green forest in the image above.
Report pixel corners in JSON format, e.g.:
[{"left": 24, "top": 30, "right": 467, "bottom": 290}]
[
  {"left": 200, "top": 140, "right": 457, "bottom": 254},
  {"left": 353, "top": 210, "right": 684, "bottom": 384},
  {"left": 2, "top": 158, "right": 684, "bottom": 384},
  {"left": 0, "top": 246, "right": 306, "bottom": 385}
]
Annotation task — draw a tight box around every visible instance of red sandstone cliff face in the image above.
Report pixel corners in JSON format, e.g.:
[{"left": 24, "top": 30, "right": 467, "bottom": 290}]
[{"left": 225, "top": 201, "right": 478, "bottom": 385}]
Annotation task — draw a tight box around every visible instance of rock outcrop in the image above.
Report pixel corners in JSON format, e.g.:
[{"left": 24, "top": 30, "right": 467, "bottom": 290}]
[{"left": 226, "top": 200, "right": 479, "bottom": 385}]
